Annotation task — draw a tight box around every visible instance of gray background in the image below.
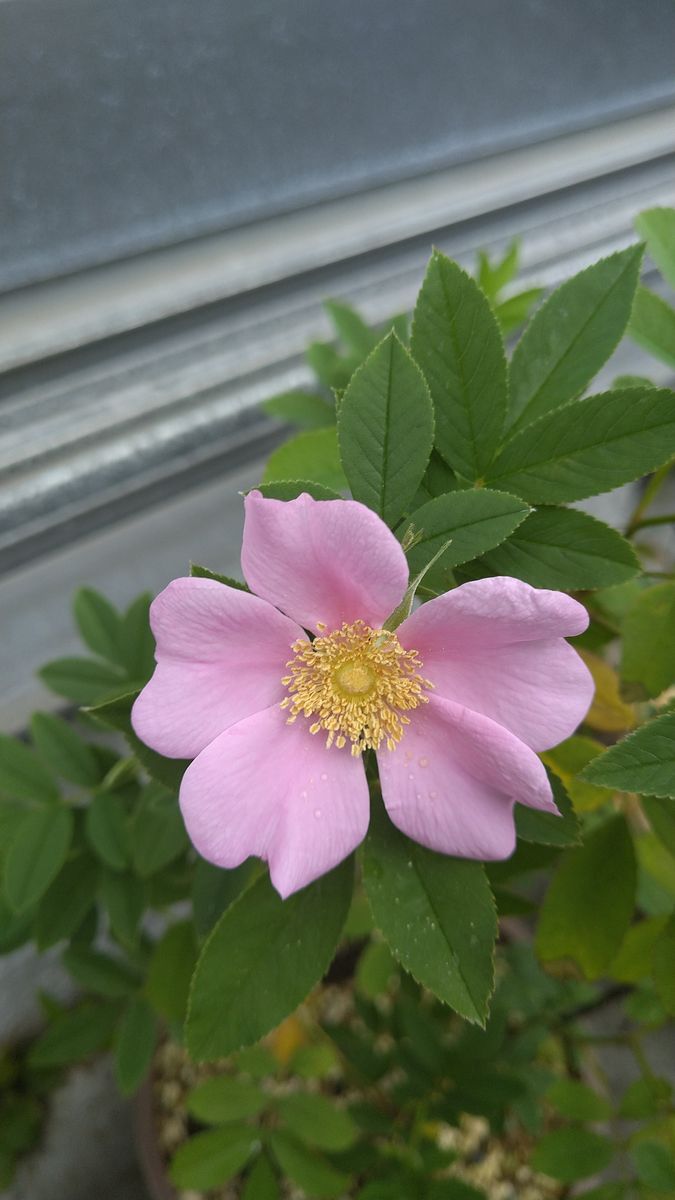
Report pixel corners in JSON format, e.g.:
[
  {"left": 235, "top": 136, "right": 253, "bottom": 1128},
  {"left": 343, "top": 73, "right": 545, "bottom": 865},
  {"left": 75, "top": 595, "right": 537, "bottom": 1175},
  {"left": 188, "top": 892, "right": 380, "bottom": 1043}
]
[{"left": 2, "top": 0, "right": 675, "bottom": 292}]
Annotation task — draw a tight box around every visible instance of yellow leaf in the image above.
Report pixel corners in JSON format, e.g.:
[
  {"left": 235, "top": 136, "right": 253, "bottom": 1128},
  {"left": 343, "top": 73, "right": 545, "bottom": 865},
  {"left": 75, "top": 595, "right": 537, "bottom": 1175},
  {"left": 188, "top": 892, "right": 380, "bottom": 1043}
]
[
  {"left": 266, "top": 1015, "right": 308, "bottom": 1065},
  {"left": 542, "top": 735, "right": 611, "bottom": 812},
  {"left": 579, "top": 650, "right": 636, "bottom": 733}
]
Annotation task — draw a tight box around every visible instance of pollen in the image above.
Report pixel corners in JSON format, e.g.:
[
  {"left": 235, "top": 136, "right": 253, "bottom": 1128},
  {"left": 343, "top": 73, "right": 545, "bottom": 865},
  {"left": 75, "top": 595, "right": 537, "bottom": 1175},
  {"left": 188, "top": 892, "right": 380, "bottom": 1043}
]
[{"left": 280, "top": 620, "right": 432, "bottom": 755}]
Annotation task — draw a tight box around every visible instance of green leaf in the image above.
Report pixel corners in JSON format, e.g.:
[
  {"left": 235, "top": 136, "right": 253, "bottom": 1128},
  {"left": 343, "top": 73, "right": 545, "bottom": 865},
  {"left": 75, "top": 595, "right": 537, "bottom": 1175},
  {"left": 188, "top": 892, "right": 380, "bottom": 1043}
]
[
  {"left": 477, "top": 240, "right": 520, "bottom": 300},
  {"left": 4, "top": 806, "right": 73, "bottom": 912},
  {"left": 628, "top": 286, "right": 675, "bottom": 369},
  {"left": 189, "top": 564, "right": 249, "bottom": 589},
  {"left": 69, "top": 904, "right": 99, "bottom": 947},
  {"left": 187, "top": 860, "right": 353, "bottom": 1060},
  {"left": 0, "top": 892, "right": 35, "bottom": 953},
  {"left": 427, "top": 1183, "right": 487, "bottom": 1200},
  {"left": 306, "top": 340, "right": 360, "bottom": 390},
  {"left": 363, "top": 804, "right": 496, "bottom": 1025},
  {"left": 468, "top": 506, "right": 639, "bottom": 590},
  {"left": 255, "top": 480, "right": 341, "bottom": 501},
  {"left": 73, "top": 587, "right": 123, "bottom": 663},
  {"left": 192, "top": 859, "right": 255, "bottom": 938},
  {"left": 356, "top": 939, "right": 396, "bottom": 998},
  {"left": 264, "top": 390, "right": 335, "bottom": 429},
  {"left": 242, "top": 1154, "right": 280, "bottom": 1200},
  {"left": 653, "top": 915, "right": 675, "bottom": 1014},
  {"left": 99, "top": 869, "right": 144, "bottom": 946},
  {"left": 631, "top": 1141, "right": 675, "bottom": 1192},
  {"left": 35, "top": 852, "right": 99, "bottom": 949},
  {"left": 580, "top": 711, "right": 675, "bottom": 798},
  {"left": 291, "top": 1043, "right": 341, "bottom": 1081},
  {"left": 0, "top": 802, "right": 28, "bottom": 871},
  {"left": 507, "top": 245, "right": 643, "bottom": 433},
  {"left": 276, "top": 1092, "right": 357, "bottom": 1151},
  {"left": 0, "top": 734, "right": 59, "bottom": 803},
  {"left": 487, "top": 387, "right": 675, "bottom": 505},
  {"left": 262, "top": 428, "right": 347, "bottom": 492},
  {"left": 404, "top": 489, "right": 530, "bottom": 586},
  {"left": 544, "top": 736, "right": 612, "bottom": 811},
  {"left": 325, "top": 299, "right": 379, "bottom": 356},
  {"left": 494, "top": 287, "right": 543, "bottom": 336},
  {"left": 145, "top": 921, "right": 198, "bottom": 1023},
  {"left": 337, "top": 331, "right": 434, "bottom": 525},
  {"left": 621, "top": 583, "right": 675, "bottom": 700},
  {"left": 635, "top": 206, "right": 675, "bottom": 289},
  {"left": 564, "top": 1187, "right": 625, "bottom": 1200},
  {"left": 39, "top": 657, "right": 128, "bottom": 704},
  {"left": 235, "top": 1046, "right": 278, "bottom": 1078},
  {"left": 536, "top": 816, "right": 636, "bottom": 978},
  {"left": 86, "top": 690, "right": 189, "bottom": 791},
  {"left": 637, "top": 832, "right": 675, "bottom": 906},
  {"left": 187, "top": 1076, "right": 267, "bottom": 1125},
  {"left": 62, "top": 946, "right": 138, "bottom": 997},
  {"left": 419, "top": 450, "right": 459, "bottom": 499},
  {"left": 30, "top": 713, "right": 102, "bottom": 788},
  {"left": 269, "top": 1132, "right": 350, "bottom": 1198},
  {"left": 85, "top": 793, "right": 131, "bottom": 870},
  {"left": 613, "top": 373, "right": 655, "bottom": 389},
  {"left": 114, "top": 996, "right": 157, "bottom": 1096},
  {"left": 618, "top": 1075, "right": 672, "bottom": 1119},
  {"left": 515, "top": 771, "right": 580, "bottom": 847},
  {"left": 610, "top": 915, "right": 669, "bottom": 982},
  {"left": 169, "top": 1126, "right": 257, "bottom": 1190},
  {"left": 29, "top": 1001, "right": 120, "bottom": 1067},
  {"left": 119, "top": 594, "right": 155, "bottom": 681},
  {"left": 530, "top": 1128, "right": 613, "bottom": 1183},
  {"left": 131, "top": 784, "right": 187, "bottom": 877},
  {"left": 642, "top": 795, "right": 675, "bottom": 856},
  {"left": 410, "top": 251, "right": 507, "bottom": 479},
  {"left": 546, "top": 1078, "right": 612, "bottom": 1120}
]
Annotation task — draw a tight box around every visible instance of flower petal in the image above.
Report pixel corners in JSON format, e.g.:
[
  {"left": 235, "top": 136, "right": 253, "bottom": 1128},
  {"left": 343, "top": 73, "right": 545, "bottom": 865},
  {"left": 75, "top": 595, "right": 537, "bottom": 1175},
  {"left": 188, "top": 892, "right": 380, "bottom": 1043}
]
[
  {"left": 179, "top": 705, "right": 370, "bottom": 898},
  {"left": 241, "top": 490, "right": 409, "bottom": 634},
  {"left": 131, "top": 577, "right": 305, "bottom": 759},
  {"left": 399, "top": 576, "right": 589, "bottom": 647},
  {"left": 377, "top": 695, "right": 555, "bottom": 861},
  {"left": 398, "top": 577, "right": 593, "bottom": 751}
]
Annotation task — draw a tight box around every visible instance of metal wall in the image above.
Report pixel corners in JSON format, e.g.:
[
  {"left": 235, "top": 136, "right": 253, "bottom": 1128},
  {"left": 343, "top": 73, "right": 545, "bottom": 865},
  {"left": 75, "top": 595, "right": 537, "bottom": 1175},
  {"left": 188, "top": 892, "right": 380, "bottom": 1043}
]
[{"left": 2, "top": 0, "right": 675, "bottom": 291}]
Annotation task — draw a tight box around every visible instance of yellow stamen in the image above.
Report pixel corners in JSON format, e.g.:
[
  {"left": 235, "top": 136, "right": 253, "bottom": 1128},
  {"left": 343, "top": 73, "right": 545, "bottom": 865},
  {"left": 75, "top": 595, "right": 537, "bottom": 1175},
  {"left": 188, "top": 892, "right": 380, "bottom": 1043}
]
[{"left": 281, "top": 620, "right": 432, "bottom": 756}]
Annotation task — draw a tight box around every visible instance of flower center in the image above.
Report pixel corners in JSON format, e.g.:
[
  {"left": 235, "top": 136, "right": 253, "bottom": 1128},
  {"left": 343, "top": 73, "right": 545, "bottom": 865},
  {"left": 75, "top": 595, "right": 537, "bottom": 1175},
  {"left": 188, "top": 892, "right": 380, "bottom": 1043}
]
[{"left": 280, "top": 619, "right": 432, "bottom": 755}]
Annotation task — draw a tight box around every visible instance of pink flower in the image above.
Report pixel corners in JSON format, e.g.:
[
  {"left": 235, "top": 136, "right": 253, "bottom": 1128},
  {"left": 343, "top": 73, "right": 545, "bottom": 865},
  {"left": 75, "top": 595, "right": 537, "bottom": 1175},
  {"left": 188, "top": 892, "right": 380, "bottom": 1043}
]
[{"left": 131, "top": 492, "right": 593, "bottom": 898}]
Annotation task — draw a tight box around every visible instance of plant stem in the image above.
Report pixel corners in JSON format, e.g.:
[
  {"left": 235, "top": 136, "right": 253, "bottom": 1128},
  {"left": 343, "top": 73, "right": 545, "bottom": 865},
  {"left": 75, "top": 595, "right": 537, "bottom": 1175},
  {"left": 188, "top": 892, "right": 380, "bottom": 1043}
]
[
  {"left": 558, "top": 984, "right": 631, "bottom": 1024},
  {"left": 630, "top": 512, "right": 675, "bottom": 532},
  {"left": 626, "top": 464, "right": 673, "bottom": 535}
]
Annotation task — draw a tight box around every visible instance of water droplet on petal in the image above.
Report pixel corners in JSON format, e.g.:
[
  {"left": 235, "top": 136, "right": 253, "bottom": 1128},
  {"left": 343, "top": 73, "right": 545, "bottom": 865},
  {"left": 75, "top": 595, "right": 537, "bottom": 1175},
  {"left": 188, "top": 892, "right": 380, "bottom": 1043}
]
[
  {"left": 320, "top": 772, "right": 328, "bottom": 782},
  {"left": 418, "top": 756, "right": 428, "bottom": 768},
  {"left": 299, "top": 790, "right": 308, "bottom": 800},
  {"left": 314, "top": 808, "right": 322, "bottom": 819},
  {"left": 408, "top": 773, "right": 414, "bottom": 781}
]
